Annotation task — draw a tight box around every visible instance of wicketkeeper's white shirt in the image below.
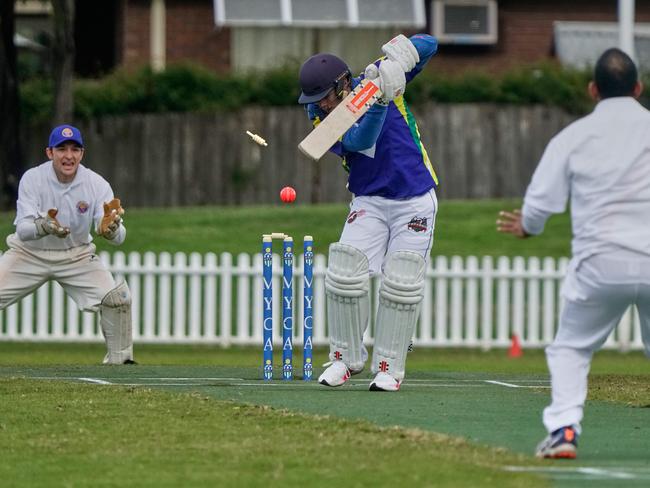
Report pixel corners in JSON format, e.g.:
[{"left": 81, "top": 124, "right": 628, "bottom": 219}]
[
  {"left": 522, "top": 97, "right": 650, "bottom": 266},
  {"left": 13, "top": 161, "right": 122, "bottom": 250}
]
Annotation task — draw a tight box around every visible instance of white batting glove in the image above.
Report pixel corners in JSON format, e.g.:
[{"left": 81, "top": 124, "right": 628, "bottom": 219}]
[
  {"left": 35, "top": 208, "right": 70, "bottom": 238},
  {"left": 365, "top": 60, "right": 406, "bottom": 103},
  {"left": 381, "top": 34, "right": 419, "bottom": 72}
]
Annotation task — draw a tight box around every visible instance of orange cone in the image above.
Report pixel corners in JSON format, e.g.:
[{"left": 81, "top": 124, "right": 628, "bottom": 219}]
[{"left": 508, "top": 334, "right": 522, "bottom": 358}]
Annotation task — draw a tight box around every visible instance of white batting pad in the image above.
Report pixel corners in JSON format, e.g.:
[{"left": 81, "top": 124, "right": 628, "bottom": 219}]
[
  {"left": 325, "top": 243, "right": 370, "bottom": 372},
  {"left": 100, "top": 281, "right": 134, "bottom": 364},
  {"left": 372, "top": 251, "right": 426, "bottom": 381}
]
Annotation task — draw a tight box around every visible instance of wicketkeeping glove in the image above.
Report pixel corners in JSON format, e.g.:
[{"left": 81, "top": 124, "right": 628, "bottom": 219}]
[
  {"left": 35, "top": 208, "right": 70, "bottom": 238},
  {"left": 364, "top": 60, "right": 406, "bottom": 103},
  {"left": 98, "top": 198, "right": 125, "bottom": 240},
  {"left": 381, "top": 34, "right": 419, "bottom": 72}
]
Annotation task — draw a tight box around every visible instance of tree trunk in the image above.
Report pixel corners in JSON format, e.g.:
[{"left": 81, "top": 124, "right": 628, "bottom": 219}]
[
  {"left": 0, "top": 0, "right": 23, "bottom": 209},
  {"left": 52, "top": 0, "right": 75, "bottom": 125}
]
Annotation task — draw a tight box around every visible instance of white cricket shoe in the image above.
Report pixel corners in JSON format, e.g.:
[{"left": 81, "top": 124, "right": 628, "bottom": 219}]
[
  {"left": 369, "top": 372, "right": 401, "bottom": 392},
  {"left": 318, "top": 361, "right": 351, "bottom": 387},
  {"left": 321, "top": 345, "right": 368, "bottom": 375}
]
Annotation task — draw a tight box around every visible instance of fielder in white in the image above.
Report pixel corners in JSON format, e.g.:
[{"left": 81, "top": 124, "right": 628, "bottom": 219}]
[
  {"left": 497, "top": 48, "right": 650, "bottom": 458},
  {"left": 298, "top": 34, "right": 439, "bottom": 391},
  {"left": 0, "top": 125, "right": 134, "bottom": 364}
]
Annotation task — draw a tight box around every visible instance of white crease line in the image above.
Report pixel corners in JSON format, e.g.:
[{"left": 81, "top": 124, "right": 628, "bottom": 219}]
[
  {"left": 484, "top": 380, "right": 522, "bottom": 388},
  {"left": 133, "top": 377, "right": 245, "bottom": 381},
  {"left": 77, "top": 377, "right": 113, "bottom": 385},
  {"left": 120, "top": 383, "right": 219, "bottom": 386},
  {"left": 504, "top": 465, "right": 644, "bottom": 480}
]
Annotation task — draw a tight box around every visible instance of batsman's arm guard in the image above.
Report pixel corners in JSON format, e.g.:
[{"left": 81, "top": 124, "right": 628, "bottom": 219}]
[
  {"left": 325, "top": 243, "right": 370, "bottom": 372},
  {"left": 100, "top": 281, "right": 133, "bottom": 364},
  {"left": 371, "top": 251, "right": 426, "bottom": 381}
]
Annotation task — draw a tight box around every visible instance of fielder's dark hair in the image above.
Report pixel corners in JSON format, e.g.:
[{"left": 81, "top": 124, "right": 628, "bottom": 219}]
[{"left": 594, "top": 48, "right": 638, "bottom": 98}]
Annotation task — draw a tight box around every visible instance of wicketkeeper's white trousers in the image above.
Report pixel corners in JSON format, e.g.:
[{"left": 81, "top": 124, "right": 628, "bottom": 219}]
[
  {"left": 0, "top": 234, "right": 116, "bottom": 311},
  {"left": 543, "top": 252, "right": 650, "bottom": 433}
]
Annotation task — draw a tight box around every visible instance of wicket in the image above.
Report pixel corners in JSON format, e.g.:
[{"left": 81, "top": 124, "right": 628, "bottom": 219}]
[{"left": 262, "top": 233, "right": 314, "bottom": 381}]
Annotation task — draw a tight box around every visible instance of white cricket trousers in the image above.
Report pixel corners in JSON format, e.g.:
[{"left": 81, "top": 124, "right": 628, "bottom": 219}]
[
  {"left": 338, "top": 188, "right": 437, "bottom": 273},
  {"left": 0, "top": 234, "right": 117, "bottom": 313},
  {"left": 543, "top": 252, "right": 650, "bottom": 433}
]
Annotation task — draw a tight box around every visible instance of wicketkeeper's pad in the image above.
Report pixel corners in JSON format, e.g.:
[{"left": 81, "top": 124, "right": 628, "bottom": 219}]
[{"left": 100, "top": 281, "right": 133, "bottom": 364}]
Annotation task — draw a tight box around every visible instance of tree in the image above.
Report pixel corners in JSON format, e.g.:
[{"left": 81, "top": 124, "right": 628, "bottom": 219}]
[
  {"left": 51, "top": 0, "right": 75, "bottom": 124},
  {"left": 0, "top": 0, "right": 23, "bottom": 209}
]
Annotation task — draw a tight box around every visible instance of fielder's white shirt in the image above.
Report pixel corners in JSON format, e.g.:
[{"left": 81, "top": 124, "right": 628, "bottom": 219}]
[
  {"left": 522, "top": 97, "right": 650, "bottom": 265},
  {"left": 14, "top": 161, "right": 125, "bottom": 250}
]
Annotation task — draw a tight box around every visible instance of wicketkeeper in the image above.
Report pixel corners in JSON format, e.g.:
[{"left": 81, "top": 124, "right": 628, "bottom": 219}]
[
  {"left": 298, "top": 34, "right": 439, "bottom": 391},
  {"left": 0, "top": 125, "right": 134, "bottom": 364}
]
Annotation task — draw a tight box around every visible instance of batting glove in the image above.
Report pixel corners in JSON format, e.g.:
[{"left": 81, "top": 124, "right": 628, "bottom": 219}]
[
  {"left": 35, "top": 208, "right": 70, "bottom": 238},
  {"left": 381, "top": 34, "right": 419, "bottom": 72},
  {"left": 365, "top": 60, "right": 406, "bottom": 103}
]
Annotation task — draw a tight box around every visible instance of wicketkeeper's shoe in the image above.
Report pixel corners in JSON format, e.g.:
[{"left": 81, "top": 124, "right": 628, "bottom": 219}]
[
  {"left": 535, "top": 426, "right": 578, "bottom": 459},
  {"left": 369, "top": 372, "right": 401, "bottom": 392},
  {"left": 318, "top": 361, "right": 351, "bottom": 387}
]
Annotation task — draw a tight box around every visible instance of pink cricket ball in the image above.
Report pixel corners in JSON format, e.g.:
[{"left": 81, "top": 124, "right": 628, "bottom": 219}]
[{"left": 280, "top": 186, "right": 296, "bottom": 203}]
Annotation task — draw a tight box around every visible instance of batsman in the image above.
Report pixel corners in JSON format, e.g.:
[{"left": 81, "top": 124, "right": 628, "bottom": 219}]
[
  {"left": 0, "top": 125, "right": 134, "bottom": 364},
  {"left": 298, "top": 34, "right": 439, "bottom": 391}
]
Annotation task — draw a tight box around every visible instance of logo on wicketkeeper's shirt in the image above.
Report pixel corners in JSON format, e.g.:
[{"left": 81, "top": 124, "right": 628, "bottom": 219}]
[
  {"left": 346, "top": 209, "right": 366, "bottom": 224},
  {"left": 407, "top": 216, "right": 428, "bottom": 233},
  {"left": 76, "top": 201, "right": 89, "bottom": 214}
]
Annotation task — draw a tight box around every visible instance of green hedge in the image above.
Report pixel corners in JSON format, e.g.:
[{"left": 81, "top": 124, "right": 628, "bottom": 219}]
[{"left": 19, "top": 62, "right": 650, "bottom": 124}]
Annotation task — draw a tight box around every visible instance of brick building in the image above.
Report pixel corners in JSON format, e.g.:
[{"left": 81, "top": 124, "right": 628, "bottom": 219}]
[{"left": 16, "top": 0, "right": 650, "bottom": 77}]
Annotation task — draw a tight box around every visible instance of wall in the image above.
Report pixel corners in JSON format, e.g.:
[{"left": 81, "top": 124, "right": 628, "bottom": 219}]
[
  {"left": 118, "top": 0, "right": 650, "bottom": 76},
  {"left": 22, "top": 103, "right": 576, "bottom": 207},
  {"left": 121, "top": 0, "right": 231, "bottom": 72},
  {"left": 433, "top": 0, "right": 650, "bottom": 75}
]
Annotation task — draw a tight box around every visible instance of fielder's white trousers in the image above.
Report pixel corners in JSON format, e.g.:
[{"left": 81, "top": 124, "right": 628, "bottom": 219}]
[
  {"left": 0, "top": 234, "right": 116, "bottom": 312},
  {"left": 543, "top": 252, "right": 650, "bottom": 433},
  {"left": 338, "top": 189, "right": 438, "bottom": 273}
]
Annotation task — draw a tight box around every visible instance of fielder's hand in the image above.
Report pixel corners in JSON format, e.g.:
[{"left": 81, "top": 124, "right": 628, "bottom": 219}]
[
  {"left": 364, "top": 60, "right": 406, "bottom": 104},
  {"left": 98, "top": 198, "right": 125, "bottom": 240},
  {"left": 381, "top": 34, "right": 419, "bottom": 72},
  {"left": 35, "top": 208, "right": 71, "bottom": 238},
  {"left": 496, "top": 209, "right": 529, "bottom": 238}
]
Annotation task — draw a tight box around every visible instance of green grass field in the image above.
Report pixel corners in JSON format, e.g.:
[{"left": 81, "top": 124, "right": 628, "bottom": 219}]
[
  {"left": 1, "top": 202, "right": 648, "bottom": 487},
  {"left": 1, "top": 344, "right": 649, "bottom": 488},
  {"left": 1, "top": 199, "right": 572, "bottom": 257}
]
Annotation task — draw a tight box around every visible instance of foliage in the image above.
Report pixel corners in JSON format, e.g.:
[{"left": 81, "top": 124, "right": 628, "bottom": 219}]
[{"left": 19, "top": 61, "right": 650, "bottom": 124}]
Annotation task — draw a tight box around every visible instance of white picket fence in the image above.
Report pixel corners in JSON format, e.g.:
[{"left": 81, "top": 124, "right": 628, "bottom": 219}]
[{"left": 0, "top": 251, "right": 645, "bottom": 350}]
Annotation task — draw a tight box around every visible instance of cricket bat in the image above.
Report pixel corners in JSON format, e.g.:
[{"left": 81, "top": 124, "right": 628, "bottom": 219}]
[{"left": 298, "top": 78, "right": 382, "bottom": 161}]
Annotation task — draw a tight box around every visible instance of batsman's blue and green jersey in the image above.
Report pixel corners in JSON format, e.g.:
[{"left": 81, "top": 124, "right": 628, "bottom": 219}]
[{"left": 305, "top": 34, "right": 439, "bottom": 199}]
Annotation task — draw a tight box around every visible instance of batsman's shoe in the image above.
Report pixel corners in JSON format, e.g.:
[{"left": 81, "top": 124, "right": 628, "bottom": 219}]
[
  {"left": 321, "top": 345, "right": 368, "bottom": 375},
  {"left": 369, "top": 372, "right": 401, "bottom": 392},
  {"left": 535, "top": 426, "right": 578, "bottom": 459},
  {"left": 318, "top": 361, "right": 351, "bottom": 387}
]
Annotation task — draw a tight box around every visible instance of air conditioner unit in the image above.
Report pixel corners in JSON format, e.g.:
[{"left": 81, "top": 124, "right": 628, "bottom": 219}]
[{"left": 431, "top": 0, "right": 498, "bottom": 45}]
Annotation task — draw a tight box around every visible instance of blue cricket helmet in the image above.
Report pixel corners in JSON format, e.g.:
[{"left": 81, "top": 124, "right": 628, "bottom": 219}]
[{"left": 298, "top": 53, "right": 350, "bottom": 104}]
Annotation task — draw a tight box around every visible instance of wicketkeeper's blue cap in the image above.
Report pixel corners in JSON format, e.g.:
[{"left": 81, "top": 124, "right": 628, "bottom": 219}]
[{"left": 48, "top": 125, "right": 84, "bottom": 148}]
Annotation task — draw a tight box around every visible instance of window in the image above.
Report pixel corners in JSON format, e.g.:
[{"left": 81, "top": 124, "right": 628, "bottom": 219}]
[{"left": 214, "top": 0, "right": 425, "bottom": 28}]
